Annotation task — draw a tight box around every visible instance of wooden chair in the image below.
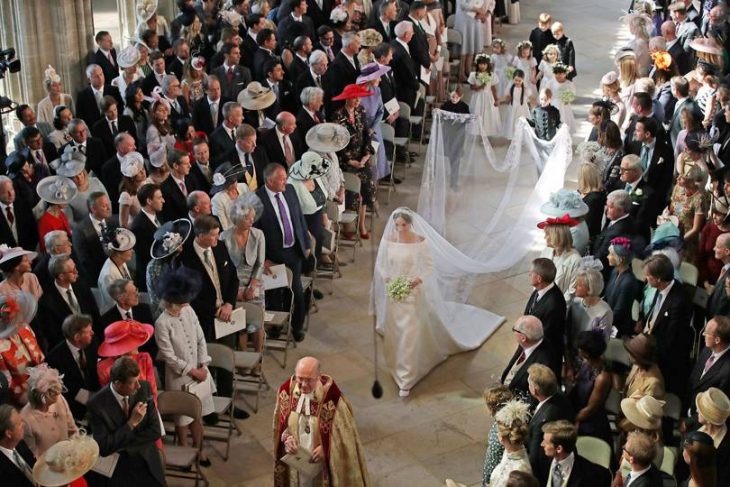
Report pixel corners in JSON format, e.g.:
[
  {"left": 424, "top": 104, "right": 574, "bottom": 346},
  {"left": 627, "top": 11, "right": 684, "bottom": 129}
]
[
  {"left": 158, "top": 390, "right": 208, "bottom": 487},
  {"left": 203, "top": 343, "right": 241, "bottom": 460}
]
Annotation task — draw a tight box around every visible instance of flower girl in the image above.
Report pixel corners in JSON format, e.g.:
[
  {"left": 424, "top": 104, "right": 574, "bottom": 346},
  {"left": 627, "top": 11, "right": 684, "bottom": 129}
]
[
  {"left": 502, "top": 70, "right": 532, "bottom": 138},
  {"left": 491, "top": 39, "right": 514, "bottom": 97},
  {"left": 543, "top": 62, "right": 576, "bottom": 133},
  {"left": 468, "top": 53, "right": 502, "bottom": 135},
  {"left": 537, "top": 44, "right": 560, "bottom": 87},
  {"left": 512, "top": 40, "right": 538, "bottom": 101}
]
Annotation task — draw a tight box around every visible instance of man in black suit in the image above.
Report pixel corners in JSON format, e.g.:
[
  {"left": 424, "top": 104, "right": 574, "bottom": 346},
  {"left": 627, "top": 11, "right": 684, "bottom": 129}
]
[
  {"left": 297, "top": 87, "right": 324, "bottom": 139},
  {"left": 686, "top": 316, "right": 730, "bottom": 417},
  {"left": 90, "top": 31, "right": 118, "bottom": 85},
  {"left": 369, "top": 0, "right": 398, "bottom": 41},
  {"left": 100, "top": 132, "right": 137, "bottom": 214},
  {"left": 33, "top": 231, "right": 73, "bottom": 289},
  {"left": 526, "top": 365, "right": 576, "bottom": 485},
  {"left": 0, "top": 405, "right": 35, "bottom": 487},
  {"left": 160, "top": 149, "right": 201, "bottom": 222},
  {"left": 524, "top": 258, "right": 566, "bottom": 362},
  {"left": 101, "top": 278, "right": 157, "bottom": 357},
  {"left": 210, "top": 101, "right": 244, "bottom": 165},
  {"left": 323, "top": 32, "right": 361, "bottom": 115},
  {"left": 76, "top": 64, "right": 124, "bottom": 130},
  {"left": 192, "top": 76, "right": 226, "bottom": 135},
  {"left": 391, "top": 22, "right": 421, "bottom": 110},
  {"left": 619, "top": 431, "right": 665, "bottom": 487},
  {"left": 130, "top": 183, "right": 165, "bottom": 291},
  {"left": 141, "top": 51, "right": 168, "bottom": 95},
  {"left": 0, "top": 176, "right": 38, "bottom": 250},
  {"left": 11, "top": 104, "right": 52, "bottom": 151},
  {"left": 634, "top": 116, "right": 674, "bottom": 205},
  {"left": 287, "top": 35, "right": 312, "bottom": 83},
  {"left": 295, "top": 50, "right": 328, "bottom": 101},
  {"left": 255, "top": 163, "right": 311, "bottom": 341},
  {"left": 19, "top": 126, "right": 57, "bottom": 172},
  {"left": 161, "top": 74, "right": 190, "bottom": 125},
  {"left": 73, "top": 192, "right": 114, "bottom": 285},
  {"left": 639, "top": 254, "right": 693, "bottom": 398},
  {"left": 87, "top": 357, "right": 165, "bottom": 486},
  {"left": 166, "top": 38, "right": 190, "bottom": 81},
  {"left": 662, "top": 20, "right": 694, "bottom": 75},
  {"left": 705, "top": 234, "right": 730, "bottom": 319},
  {"left": 191, "top": 138, "right": 214, "bottom": 192},
  {"left": 222, "top": 123, "right": 270, "bottom": 190},
  {"left": 264, "top": 60, "right": 296, "bottom": 115},
  {"left": 62, "top": 119, "right": 107, "bottom": 176},
  {"left": 315, "top": 25, "right": 339, "bottom": 60},
  {"left": 305, "top": 0, "right": 333, "bottom": 31},
  {"left": 624, "top": 93, "right": 666, "bottom": 155},
  {"left": 253, "top": 28, "right": 279, "bottom": 82},
  {"left": 405, "top": 2, "right": 433, "bottom": 71},
  {"left": 668, "top": 76, "right": 699, "bottom": 148},
  {"left": 500, "top": 315, "right": 560, "bottom": 402},
  {"left": 277, "top": 0, "right": 315, "bottom": 49},
  {"left": 37, "top": 255, "right": 101, "bottom": 352},
  {"left": 541, "top": 420, "right": 611, "bottom": 487},
  {"left": 213, "top": 44, "right": 253, "bottom": 102},
  {"left": 91, "top": 96, "right": 137, "bottom": 160},
  {"left": 592, "top": 190, "right": 637, "bottom": 272},
  {"left": 259, "top": 112, "right": 303, "bottom": 168},
  {"left": 46, "top": 314, "right": 101, "bottom": 421},
  {"left": 620, "top": 155, "right": 659, "bottom": 241}
]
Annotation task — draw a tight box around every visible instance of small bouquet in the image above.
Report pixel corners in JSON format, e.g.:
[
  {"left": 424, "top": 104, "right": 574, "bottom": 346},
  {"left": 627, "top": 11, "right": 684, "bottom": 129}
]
[
  {"left": 504, "top": 66, "right": 517, "bottom": 80},
  {"left": 476, "top": 72, "right": 492, "bottom": 85},
  {"left": 558, "top": 89, "right": 576, "bottom": 105},
  {"left": 386, "top": 276, "right": 412, "bottom": 302}
]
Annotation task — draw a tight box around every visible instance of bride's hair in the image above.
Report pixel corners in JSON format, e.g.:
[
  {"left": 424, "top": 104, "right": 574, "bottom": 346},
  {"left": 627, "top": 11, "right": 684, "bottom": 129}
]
[{"left": 392, "top": 210, "right": 413, "bottom": 224}]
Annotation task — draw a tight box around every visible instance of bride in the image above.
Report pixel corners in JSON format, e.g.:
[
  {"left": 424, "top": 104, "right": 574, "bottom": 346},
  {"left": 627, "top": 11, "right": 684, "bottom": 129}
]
[{"left": 373, "top": 208, "right": 505, "bottom": 397}]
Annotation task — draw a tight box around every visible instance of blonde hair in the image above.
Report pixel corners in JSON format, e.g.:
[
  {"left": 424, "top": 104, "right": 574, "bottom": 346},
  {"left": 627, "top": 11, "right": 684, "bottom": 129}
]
[
  {"left": 618, "top": 57, "right": 638, "bottom": 88},
  {"left": 544, "top": 224, "right": 574, "bottom": 253},
  {"left": 497, "top": 417, "right": 529, "bottom": 445},
  {"left": 578, "top": 162, "right": 603, "bottom": 193},
  {"left": 527, "top": 363, "right": 558, "bottom": 397},
  {"left": 484, "top": 385, "right": 513, "bottom": 416}
]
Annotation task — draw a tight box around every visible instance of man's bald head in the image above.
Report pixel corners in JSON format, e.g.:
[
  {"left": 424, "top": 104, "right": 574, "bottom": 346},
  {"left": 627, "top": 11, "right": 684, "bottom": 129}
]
[
  {"left": 513, "top": 315, "right": 544, "bottom": 343},
  {"left": 661, "top": 20, "right": 676, "bottom": 39},
  {"left": 295, "top": 356, "right": 321, "bottom": 394},
  {"left": 296, "top": 356, "right": 320, "bottom": 375}
]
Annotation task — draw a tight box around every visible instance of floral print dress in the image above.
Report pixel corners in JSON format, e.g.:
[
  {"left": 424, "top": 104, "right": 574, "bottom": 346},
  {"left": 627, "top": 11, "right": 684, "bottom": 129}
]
[
  {"left": 670, "top": 185, "right": 710, "bottom": 265},
  {"left": 333, "top": 106, "right": 376, "bottom": 211},
  {"left": 0, "top": 326, "right": 45, "bottom": 407}
]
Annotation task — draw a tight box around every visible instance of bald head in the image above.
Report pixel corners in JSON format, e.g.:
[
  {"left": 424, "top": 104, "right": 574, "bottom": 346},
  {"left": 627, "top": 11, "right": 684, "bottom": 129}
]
[
  {"left": 513, "top": 315, "right": 544, "bottom": 343},
  {"left": 296, "top": 356, "right": 320, "bottom": 375},
  {"left": 276, "top": 111, "right": 296, "bottom": 135},
  {"left": 717, "top": 233, "right": 730, "bottom": 264},
  {"left": 661, "top": 20, "right": 676, "bottom": 40},
  {"left": 295, "top": 356, "right": 321, "bottom": 394}
]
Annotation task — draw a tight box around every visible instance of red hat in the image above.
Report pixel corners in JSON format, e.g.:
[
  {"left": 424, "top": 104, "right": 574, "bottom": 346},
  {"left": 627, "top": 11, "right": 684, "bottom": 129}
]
[
  {"left": 98, "top": 320, "right": 154, "bottom": 357},
  {"left": 331, "top": 83, "right": 374, "bottom": 101},
  {"left": 536, "top": 213, "right": 580, "bottom": 229}
]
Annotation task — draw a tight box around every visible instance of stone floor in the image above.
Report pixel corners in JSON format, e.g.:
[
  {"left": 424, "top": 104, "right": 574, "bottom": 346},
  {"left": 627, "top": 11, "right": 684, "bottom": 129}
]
[{"left": 180, "top": 0, "right": 628, "bottom": 485}]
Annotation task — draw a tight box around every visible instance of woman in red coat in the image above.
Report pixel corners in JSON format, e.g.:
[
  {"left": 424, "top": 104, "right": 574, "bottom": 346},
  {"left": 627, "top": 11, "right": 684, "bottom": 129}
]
[{"left": 36, "top": 176, "right": 77, "bottom": 253}]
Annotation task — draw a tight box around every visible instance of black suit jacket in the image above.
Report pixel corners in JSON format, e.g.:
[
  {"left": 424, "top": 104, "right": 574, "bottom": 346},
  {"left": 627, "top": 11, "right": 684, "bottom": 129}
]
[
  {"left": 87, "top": 382, "right": 165, "bottom": 486},
  {"left": 76, "top": 85, "right": 124, "bottom": 129},
  {"left": 406, "top": 17, "right": 431, "bottom": 70},
  {"left": 253, "top": 48, "right": 277, "bottom": 82},
  {"left": 101, "top": 154, "right": 125, "bottom": 214},
  {"left": 254, "top": 184, "right": 311, "bottom": 263},
  {"left": 628, "top": 180, "right": 659, "bottom": 242},
  {"left": 209, "top": 124, "right": 238, "bottom": 166},
  {"left": 91, "top": 115, "right": 138, "bottom": 160},
  {"left": 500, "top": 341, "right": 560, "bottom": 402},
  {"left": 368, "top": 17, "right": 396, "bottom": 42},
  {"left": 46, "top": 339, "right": 101, "bottom": 420},
  {"left": 189, "top": 160, "right": 213, "bottom": 194},
  {"left": 592, "top": 215, "right": 636, "bottom": 270},
  {"left": 168, "top": 95, "right": 191, "bottom": 125},
  {"left": 287, "top": 55, "right": 308, "bottom": 85},
  {"left": 297, "top": 108, "right": 321, "bottom": 144},
  {"left": 100, "top": 303, "right": 157, "bottom": 358},
  {"left": 266, "top": 78, "right": 297, "bottom": 115},
  {"left": 555, "top": 36, "right": 577, "bottom": 80},
  {"left": 0, "top": 199, "right": 38, "bottom": 250},
  {"left": 305, "top": 0, "right": 334, "bottom": 30},
  {"left": 390, "top": 41, "right": 420, "bottom": 109},
  {"left": 91, "top": 48, "right": 119, "bottom": 84},
  {"left": 527, "top": 393, "right": 576, "bottom": 485},
  {"left": 623, "top": 464, "right": 665, "bottom": 487},
  {"left": 213, "top": 64, "right": 253, "bottom": 101},
  {"left": 642, "top": 141, "right": 674, "bottom": 208},
  {"left": 37, "top": 281, "right": 101, "bottom": 352},
  {"left": 0, "top": 440, "right": 35, "bottom": 487},
  {"left": 707, "top": 269, "right": 730, "bottom": 319},
  {"left": 258, "top": 127, "right": 304, "bottom": 167},
  {"left": 167, "top": 56, "right": 185, "bottom": 81},
  {"left": 687, "top": 345, "right": 730, "bottom": 414},
  {"left": 241, "top": 34, "right": 259, "bottom": 71},
  {"left": 324, "top": 52, "right": 361, "bottom": 115},
  {"left": 276, "top": 15, "right": 315, "bottom": 49},
  {"left": 192, "top": 96, "right": 226, "bottom": 135},
  {"left": 524, "top": 286, "right": 566, "bottom": 361},
  {"left": 668, "top": 38, "right": 694, "bottom": 75},
  {"left": 221, "top": 145, "right": 269, "bottom": 188},
  {"left": 160, "top": 173, "right": 200, "bottom": 222},
  {"left": 129, "top": 211, "right": 160, "bottom": 292},
  {"left": 72, "top": 214, "right": 113, "bottom": 284},
  {"left": 61, "top": 137, "right": 107, "bottom": 176},
  {"left": 295, "top": 70, "right": 318, "bottom": 97},
  {"left": 640, "top": 280, "right": 693, "bottom": 397},
  {"left": 141, "top": 71, "right": 165, "bottom": 95},
  {"left": 565, "top": 455, "right": 611, "bottom": 487},
  {"left": 180, "top": 242, "right": 239, "bottom": 341}
]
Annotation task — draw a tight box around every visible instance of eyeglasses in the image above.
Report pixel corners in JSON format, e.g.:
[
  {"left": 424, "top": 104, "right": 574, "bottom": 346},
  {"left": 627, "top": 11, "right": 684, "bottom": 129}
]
[
  {"left": 511, "top": 327, "right": 526, "bottom": 335},
  {"left": 619, "top": 167, "right": 633, "bottom": 172}
]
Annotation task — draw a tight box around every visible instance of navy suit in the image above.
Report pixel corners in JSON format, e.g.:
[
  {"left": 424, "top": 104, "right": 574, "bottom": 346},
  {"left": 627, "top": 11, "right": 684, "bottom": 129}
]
[
  {"left": 76, "top": 85, "right": 124, "bottom": 129},
  {"left": 0, "top": 440, "right": 35, "bottom": 487},
  {"left": 46, "top": 339, "right": 101, "bottom": 420},
  {"left": 524, "top": 285, "right": 566, "bottom": 363},
  {"left": 527, "top": 393, "right": 576, "bottom": 485},
  {"left": 91, "top": 48, "right": 119, "bottom": 85},
  {"left": 213, "top": 64, "right": 252, "bottom": 101}
]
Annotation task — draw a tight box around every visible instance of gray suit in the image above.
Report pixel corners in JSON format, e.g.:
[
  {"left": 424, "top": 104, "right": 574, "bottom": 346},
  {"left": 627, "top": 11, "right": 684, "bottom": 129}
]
[{"left": 13, "top": 122, "right": 52, "bottom": 150}]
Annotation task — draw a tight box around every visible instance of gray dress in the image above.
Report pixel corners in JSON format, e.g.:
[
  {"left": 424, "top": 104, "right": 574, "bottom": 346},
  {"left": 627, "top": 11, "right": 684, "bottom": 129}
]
[{"left": 220, "top": 226, "right": 266, "bottom": 332}]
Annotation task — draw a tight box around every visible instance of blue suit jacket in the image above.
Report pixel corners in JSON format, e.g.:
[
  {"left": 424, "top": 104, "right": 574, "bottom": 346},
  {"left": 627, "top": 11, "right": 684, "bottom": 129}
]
[{"left": 255, "top": 184, "right": 311, "bottom": 262}]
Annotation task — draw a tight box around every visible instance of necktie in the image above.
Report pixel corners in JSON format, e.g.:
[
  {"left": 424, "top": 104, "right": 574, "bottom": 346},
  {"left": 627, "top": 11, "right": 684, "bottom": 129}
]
[
  {"left": 625, "top": 183, "right": 632, "bottom": 193},
  {"left": 313, "top": 111, "right": 321, "bottom": 123},
  {"left": 316, "top": 75, "right": 322, "bottom": 88},
  {"left": 67, "top": 289, "right": 80, "bottom": 313},
  {"left": 272, "top": 83, "right": 279, "bottom": 97},
  {"left": 326, "top": 47, "right": 334, "bottom": 61},
  {"left": 121, "top": 396, "right": 129, "bottom": 417},
  {"left": 230, "top": 128, "right": 236, "bottom": 141},
  {"left": 179, "top": 180, "right": 187, "bottom": 196},
  {"left": 702, "top": 353, "right": 717, "bottom": 376},
  {"left": 107, "top": 51, "right": 115, "bottom": 67},
  {"left": 141, "top": 63, "right": 152, "bottom": 77},
  {"left": 275, "top": 193, "right": 295, "bottom": 246},
  {"left": 204, "top": 249, "right": 213, "bottom": 269},
  {"left": 121, "top": 265, "right": 131, "bottom": 279},
  {"left": 640, "top": 145, "right": 650, "bottom": 171},
  {"left": 173, "top": 100, "right": 180, "bottom": 113},
  {"left": 79, "top": 144, "right": 86, "bottom": 155},
  {"left": 552, "top": 462, "right": 563, "bottom": 487},
  {"left": 153, "top": 216, "right": 161, "bottom": 227},
  {"left": 111, "top": 120, "right": 118, "bottom": 135},
  {"left": 625, "top": 472, "right": 632, "bottom": 486},
  {"left": 515, "top": 350, "right": 526, "bottom": 366},
  {"left": 283, "top": 135, "right": 294, "bottom": 165},
  {"left": 36, "top": 150, "right": 45, "bottom": 165},
  {"left": 227, "top": 67, "right": 235, "bottom": 84},
  {"left": 5, "top": 206, "right": 14, "bottom": 225},
  {"left": 384, "top": 22, "right": 390, "bottom": 37},
  {"left": 245, "top": 153, "right": 254, "bottom": 174},
  {"left": 125, "top": 310, "right": 133, "bottom": 320},
  {"left": 646, "top": 292, "right": 664, "bottom": 332},
  {"left": 13, "top": 450, "right": 33, "bottom": 483},
  {"left": 95, "top": 91, "right": 103, "bottom": 110},
  {"left": 210, "top": 102, "right": 218, "bottom": 124},
  {"left": 79, "top": 348, "right": 87, "bottom": 370}
]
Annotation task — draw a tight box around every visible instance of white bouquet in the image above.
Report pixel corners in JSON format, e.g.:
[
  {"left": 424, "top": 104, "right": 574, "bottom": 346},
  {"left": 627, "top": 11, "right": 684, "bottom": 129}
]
[
  {"left": 558, "top": 89, "right": 576, "bottom": 105},
  {"left": 386, "top": 276, "right": 412, "bottom": 302}
]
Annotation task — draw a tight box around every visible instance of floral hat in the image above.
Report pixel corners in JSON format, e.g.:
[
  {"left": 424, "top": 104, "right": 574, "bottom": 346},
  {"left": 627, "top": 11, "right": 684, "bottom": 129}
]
[
  {"left": 651, "top": 51, "right": 672, "bottom": 71},
  {"left": 135, "top": 0, "right": 158, "bottom": 23},
  {"left": 536, "top": 213, "right": 580, "bottom": 229},
  {"left": 609, "top": 236, "right": 632, "bottom": 260},
  {"left": 475, "top": 53, "right": 491, "bottom": 64},
  {"left": 191, "top": 55, "right": 206, "bottom": 71},
  {"left": 151, "top": 218, "right": 192, "bottom": 260},
  {"left": 121, "top": 151, "right": 146, "bottom": 177},
  {"left": 51, "top": 145, "right": 86, "bottom": 178},
  {"left": 219, "top": 9, "right": 244, "bottom": 28},
  {"left": 289, "top": 152, "right": 332, "bottom": 181},
  {"left": 210, "top": 162, "right": 245, "bottom": 195},
  {"left": 494, "top": 399, "right": 531, "bottom": 428},
  {"left": 542, "top": 44, "right": 560, "bottom": 57},
  {"left": 33, "top": 433, "right": 99, "bottom": 487},
  {"left": 330, "top": 6, "right": 348, "bottom": 24},
  {"left": 0, "top": 291, "right": 37, "bottom": 338},
  {"left": 552, "top": 62, "right": 569, "bottom": 74},
  {"left": 102, "top": 226, "right": 137, "bottom": 252},
  {"left": 578, "top": 255, "right": 603, "bottom": 272},
  {"left": 358, "top": 28, "right": 383, "bottom": 47},
  {"left": 540, "top": 189, "right": 589, "bottom": 217},
  {"left": 37, "top": 175, "right": 78, "bottom": 205},
  {"left": 516, "top": 40, "right": 533, "bottom": 52},
  {"left": 44, "top": 65, "right": 61, "bottom": 84},
  {"left": 117, "top": 46, "right": 141, "bottom": 69}
]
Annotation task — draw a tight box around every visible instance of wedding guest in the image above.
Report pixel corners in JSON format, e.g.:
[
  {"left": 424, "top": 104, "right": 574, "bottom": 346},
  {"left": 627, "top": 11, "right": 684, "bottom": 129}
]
[
  {"left": 36, "top": 176, "right": 76, "bottom": 253},
  {"left": 454, "top": 0, "right": 489, "bottom": 82},
  {"left": 211, "top": 163, "right": 246, "bottom": 231},
  {"left": 591, "top": 190, "right": 636, "bottom": 272},
  {"left": 56, "top": 151, "right": 108, "bottom": 225},
  {"left": 47, "top": 105, "right": 74, "bottom": 149},
  {"left": 124, "top": 83, "right": 151, "bottom": 148},
  {"left": 0, "top": 404, "right": 36, "bottom": 487},
  {"left": 614, "top": 430, "right": 664, "bottom": 487},
  {"left": 119, "top": 152, "right": 147, "bottom": 228},
  {"left": 687, "top": 316, "right": 730, "bottom": 419},
  {"left": 538, "top": 215, "right": 580, "bottom": 302},
  {"left": 540, "top": 420, "right": 610, "bottom": 486},
  {"left": 145, "top": 219, "right": 191, "bottom": 316},
  {"left": 31, "top": 434, "right": 98, "bottom": 487},
  {"left": 577, "top": 163, "right": 607, "bottom": 242},
  {"left": 623, "top": 333, "right": 665, "bottom": 400},
  {"left": 489, "top": 399, "right": 533, "bottom": 487},
  {"left": 0, "top": 246, "right": 41, "bottom": 300},
  {"left": 682, "top": 431, "right": 717, "bottom": 487},
  {"left": 619, "top": 395, "right": 666, "bottom": 468},
  {"left": 695, "top": 387, "right": 730, "bottom": 485},
  {"left": 620, "top": 154, "right": 658, "bottom": 241},
  {"left": 481, "top": 385, "right": 514, "bottom": 486},
  {"left": 523, "top": 258, "right": 566, "bottom": 362},
  {"left": 604, "top": 237, "right": 640, "bottom": 337},
  {"left": 37, "top": 65, "right": 75, "bottom": 124},
  {"left": 146, "top": 98, "right": 176, "bottom": 154},
  {"left": 699, "top": 199, "right": 730, "bottom": 286},
  {"left": 666, "top": 164, "right": 710, "bottom": 265},
  {"left": 97, "top": 227, "right": 136, "bottom": 311},
  {"left": 72, "top": 192, "right": 113, "bottom": 283},
  {"left": 569, "top": 331, "right": 612, "bottom": 445}
]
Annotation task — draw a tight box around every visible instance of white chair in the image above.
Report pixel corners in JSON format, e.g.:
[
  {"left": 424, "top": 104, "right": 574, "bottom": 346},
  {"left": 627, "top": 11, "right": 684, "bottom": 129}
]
[
  {"left": 576, "top": 436, "right": 612, "bottom": 470},
  {"left": 660, "top": 446, "right": 676, "bottom": 476},
  {"left": 679, "top": 262, "right": 699, "bottom": 286},
  {"left": 664, "top": 393, "right": 682, "bottom": 421},
  {"left": 604, "top": 387, "right": 622, "bottom": 433},
  {"left": 158, "top": 391, "right": 208, "bottom": 487},
  {"left": 446, "top": 14, "right": 455, "bottom": 28},
  {"left": 204, "top": 343, "right": 241, "bottom": 460},
  {"left": 604, "top": 337, "right": 632, "bottom": 368}
]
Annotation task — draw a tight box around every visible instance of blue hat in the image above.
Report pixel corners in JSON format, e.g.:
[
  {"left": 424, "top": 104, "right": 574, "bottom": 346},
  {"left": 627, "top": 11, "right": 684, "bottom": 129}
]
[{"left": 540, "top": 189, "right": 589, "bottom": 217}]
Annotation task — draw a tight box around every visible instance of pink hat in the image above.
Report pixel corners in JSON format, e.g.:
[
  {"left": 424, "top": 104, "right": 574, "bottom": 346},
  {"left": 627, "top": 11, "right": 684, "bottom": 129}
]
[{"left": 98, "top": 320, "right": 154, "bottom": 357}]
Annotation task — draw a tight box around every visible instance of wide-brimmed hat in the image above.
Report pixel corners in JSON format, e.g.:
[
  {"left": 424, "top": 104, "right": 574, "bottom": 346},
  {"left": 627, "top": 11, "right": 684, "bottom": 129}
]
[
  {"left": 155, "top": 265, "right": 202, "bottom": 304},
  {"left": 668, "top": 1, "right": 687, "bottom": 11},
  {"left": 102, "top": 226, "right": 137, "bottom": 252},
  {"left": 356, "top": 62, "right": 391, "bottom": 84},
  {"left": 51, "top": 145, "right": 86, "bottom": 178},
  {"left": 621, "top": 395, "right": 665, "bottom": 430},
  {"left": 305, "top": 123, "right": 351, "bottom": 153},
  {"left": 210, "top": 162, "right": 245, "bottom": 196},
  {"left": 289, "top": 151, "right": 332, "bottom": 181},
  {"left": 238, "top": 81, "right": 276, "bottom": 110},
  {"left": 33, "top": 433, "right": 99, "bottom": 487},
  {"left": 643, "top": 222, "right": 683, "bottom": 254},
  {"left": 358, "top": 28, "right": 383, "bottom": 47},
  {"left": 151, "top": 218, "right": 192, "bottom": 260},
  {"left": 696, "top": 387, "right": 730, "bottom": 425},
  {"left": 135, "top": 0, "right": 158, "bottom": 23},
  {"left": 117, "top": 46, "right": 141, "bottom": 69},
  {"left": 148, "top": 144, "right": 167, "bottom": 168},
  {"left": 0, "top": 244, "right": 37, "bottom": 267},
  {"left": 540, "top": 189, "right": 589, "bottom": 217},
  {"left": 0, "top": 291, "right": 38, "bottom": 338},
  {"left": 98, "top": 320, "right": 154, "bottom": 357},
  {"left": 332, "top": 83, "right": 374, "bottom": 101},
  {"left": 690, "top": 37, "right": 723, "bottom": 55},
  {"left": 536, "top": 213, "right": 580, "bottom": 229},
  {"left": 601, "top": 71, "right": 618, "bottom": 85},
  {"left": 5, "top": 148, "right": 31, "bottom": 176},
  {"left": 37, "top": 176, "right": 78, "bottom": 205},
  {"left": 623, "top": 333, "right": 656, "bottom": 365},
  {"left": 121, "top": 151, "right": 145, "bottom": 177}
]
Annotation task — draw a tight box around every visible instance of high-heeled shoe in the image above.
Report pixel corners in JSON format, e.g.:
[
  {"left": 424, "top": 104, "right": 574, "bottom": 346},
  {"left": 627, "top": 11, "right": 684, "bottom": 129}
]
[{"left": 360, "top": 231, "right": 370, "bottom": 240}]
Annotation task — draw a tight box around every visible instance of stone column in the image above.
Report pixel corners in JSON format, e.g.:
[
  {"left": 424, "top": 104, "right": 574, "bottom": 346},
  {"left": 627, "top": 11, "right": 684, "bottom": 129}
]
[{"left": 118, "top": 0, "right": 137, "bottom": 43}]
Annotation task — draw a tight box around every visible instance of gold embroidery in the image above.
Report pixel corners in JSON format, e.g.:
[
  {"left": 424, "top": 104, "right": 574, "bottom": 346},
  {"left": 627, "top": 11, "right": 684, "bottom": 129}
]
[{"left": 319, "top": 400, "right": 336, "bottom": 434}]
